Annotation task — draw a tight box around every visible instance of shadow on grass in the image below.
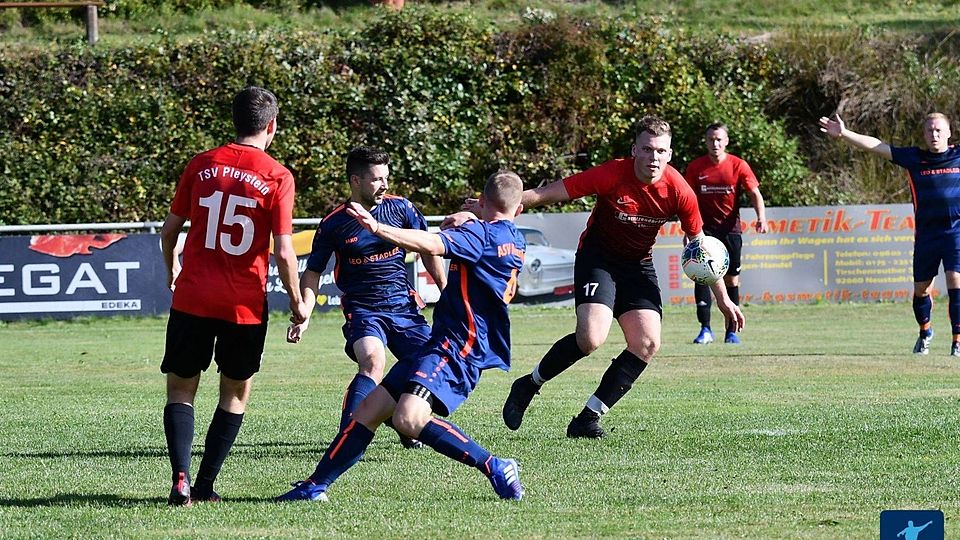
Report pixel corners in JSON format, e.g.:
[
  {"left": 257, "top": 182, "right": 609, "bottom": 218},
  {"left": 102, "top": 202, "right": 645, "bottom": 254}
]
[
  {"left": 0, "top": 493, "right": 288, "bottom": 507},
  {"left": 1, "top": 441, "right": 332, "bottom": 460},
  {"left": 2, "top": 438, "right": 410, "bottom": 465},
  {"left": 0, "top": 493, "right": 166, "bottom": 507}
]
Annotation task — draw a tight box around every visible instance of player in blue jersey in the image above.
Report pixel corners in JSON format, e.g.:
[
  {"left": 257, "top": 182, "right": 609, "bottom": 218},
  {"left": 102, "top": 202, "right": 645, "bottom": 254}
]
[
  {"left": 820, "top": 112, "right": 960, "bottom": 356},
  {"left": 287, "top": 146, "right": 447, "bottom": 446},
  {"left": 276, "top": 170, "right": 527, "bottom": 502}
]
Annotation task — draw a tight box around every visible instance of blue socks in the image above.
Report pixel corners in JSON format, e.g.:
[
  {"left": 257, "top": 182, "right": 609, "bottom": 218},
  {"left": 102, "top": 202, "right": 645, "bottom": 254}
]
[
  {"left": 417, "top": 418, "right": 492, "bottom": 473},
  {"left": 340, "top": 374, "right": 377, "bottom": 431},
  {"left": 949, "top": 289, "right": 960, "bottom": 337},
  {"left": 913, "top": 295, "right": 932, "bottom": 334},
  {"left": 308, "top": 420, "right": 375, "bottom": 490}
]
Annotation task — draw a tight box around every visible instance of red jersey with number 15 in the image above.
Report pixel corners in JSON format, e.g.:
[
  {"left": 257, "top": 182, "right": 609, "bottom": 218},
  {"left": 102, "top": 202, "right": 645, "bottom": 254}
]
[
  {"left": 563, "top": 158, "right": 701, "bottom": 261},
  {"left": 170, "top": 143, "right": 295, "bottom": 324}
]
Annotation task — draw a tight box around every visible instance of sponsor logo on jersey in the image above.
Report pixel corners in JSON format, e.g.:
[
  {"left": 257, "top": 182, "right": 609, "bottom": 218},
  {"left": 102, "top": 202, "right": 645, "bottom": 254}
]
[
  {"left": 615, "top": 212, "right": 669, "bottom": 227},
  {"left": 700, "top": 185, "right": 735, "bottom": 194}
]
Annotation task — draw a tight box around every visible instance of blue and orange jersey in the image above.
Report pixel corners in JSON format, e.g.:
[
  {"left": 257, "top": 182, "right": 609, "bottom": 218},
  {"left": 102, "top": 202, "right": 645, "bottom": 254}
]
[
  {"left": 429, "top": 219, "right": 526, "bottom": 371},
  {"left": 890, "top": 145, "right": 960, "bottom": 234},
  {"left": 307, "top": 195, "right": 428, "bottom": 310}
]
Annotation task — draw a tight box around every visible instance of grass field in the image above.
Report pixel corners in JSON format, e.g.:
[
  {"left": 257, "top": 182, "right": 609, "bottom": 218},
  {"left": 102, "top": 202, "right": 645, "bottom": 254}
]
[
  {"left": 3, "top": 0, "right": 958, "bottom": 49},
  {"left": 1, "top": 303, "right": 959, "bottom": 538}
]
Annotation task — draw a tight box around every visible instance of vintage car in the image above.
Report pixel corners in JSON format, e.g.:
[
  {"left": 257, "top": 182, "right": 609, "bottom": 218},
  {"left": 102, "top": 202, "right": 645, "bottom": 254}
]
[
  {"left": 515, "top": 227, "right": 576, "bottom": 298},
  {"left": 411, "top": 226, "right": 576, "bottom": 303}
]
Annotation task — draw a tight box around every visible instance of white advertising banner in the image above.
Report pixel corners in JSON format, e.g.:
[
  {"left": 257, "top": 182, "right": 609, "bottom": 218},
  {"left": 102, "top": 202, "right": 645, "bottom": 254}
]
[{"left": 515, "top": 204, "right": 946, "bottom": 305}]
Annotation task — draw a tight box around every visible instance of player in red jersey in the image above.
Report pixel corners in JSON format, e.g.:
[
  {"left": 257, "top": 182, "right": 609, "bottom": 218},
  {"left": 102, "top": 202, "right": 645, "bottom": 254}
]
[
  {"left": 493, "top": 116, "right": 745, "bottom": 438},
  {"left": 684, "top": 123, "right": 768, "bottom": 345},
  {"left": 158, "top": 86, "right": 308, "bottom": 505}
]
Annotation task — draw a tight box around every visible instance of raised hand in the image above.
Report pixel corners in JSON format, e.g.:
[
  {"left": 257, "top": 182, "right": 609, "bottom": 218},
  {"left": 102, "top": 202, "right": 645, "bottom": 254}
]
[{"left": 817, "top": 114, "right": 845, "bottom": 138}]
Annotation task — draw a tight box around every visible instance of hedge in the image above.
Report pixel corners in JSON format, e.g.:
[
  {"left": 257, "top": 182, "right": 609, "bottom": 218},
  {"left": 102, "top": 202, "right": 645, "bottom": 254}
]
[{"left": 3, "top": 9, "right": 956, "bottom": 224}]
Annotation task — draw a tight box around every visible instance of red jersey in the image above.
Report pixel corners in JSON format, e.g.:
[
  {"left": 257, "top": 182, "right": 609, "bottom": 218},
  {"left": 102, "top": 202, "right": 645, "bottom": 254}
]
[
  {"left": 684, "top": 153, "right": 758, "bottom": 234},
  {"left": 563, "top": 158, "right": 701, "bottom": 261},
  {"left": 170, "top": 143, "right": 295, "bottom": 324}
]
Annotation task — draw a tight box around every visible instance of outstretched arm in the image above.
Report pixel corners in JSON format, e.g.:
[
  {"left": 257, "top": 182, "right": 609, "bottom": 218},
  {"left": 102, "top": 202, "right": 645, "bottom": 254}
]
[
  {"left": 521, "top": 179, "right": 572, "bottom": 209},
  {"left": 347, "top": 202, "right": 446, "bottom": 256},
  {"left": 818, "top": 114, "right": 892, "bottom": 160},
  {"left": 461, "top": 178, "right": 572, "bottom": 214}
]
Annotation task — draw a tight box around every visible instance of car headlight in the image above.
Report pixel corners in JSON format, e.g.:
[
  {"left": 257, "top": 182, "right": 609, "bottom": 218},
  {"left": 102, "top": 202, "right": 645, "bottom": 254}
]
[{"left": 528, "top": 259, "right": 542, "bottom": 273}]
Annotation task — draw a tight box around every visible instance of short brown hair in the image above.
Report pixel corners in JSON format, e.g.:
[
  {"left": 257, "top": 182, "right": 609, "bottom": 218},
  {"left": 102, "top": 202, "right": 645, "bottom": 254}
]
[
  {"left": 232, "top": 86, "right": 278, "bottom": 137},
  {"left": 635, "top": 115, "right": 672, "bottom": 138}
]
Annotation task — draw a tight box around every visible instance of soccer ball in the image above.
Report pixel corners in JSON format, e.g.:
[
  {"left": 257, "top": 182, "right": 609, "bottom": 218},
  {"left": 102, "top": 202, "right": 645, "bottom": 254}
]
[{"left": 681, "top": 236, "right": 729, "bottom": 285}]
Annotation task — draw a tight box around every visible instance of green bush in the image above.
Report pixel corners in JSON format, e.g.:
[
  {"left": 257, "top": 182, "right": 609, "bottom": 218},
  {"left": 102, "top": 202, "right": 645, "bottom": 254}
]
[{"left": 13, "top": 8, "right": 940, "bottom": 226}]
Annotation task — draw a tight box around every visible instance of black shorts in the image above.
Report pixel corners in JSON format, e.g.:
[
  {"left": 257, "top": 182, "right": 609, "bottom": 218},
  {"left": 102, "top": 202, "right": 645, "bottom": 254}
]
[
  {"left": 705, "top": 230, "right": 743, "bottom": 277},
  {"left": 574, "top": 251, "right": 661, "bottom": 318},
  {"left": 160, "top": 305, "right": 269, "bottom": 381}
]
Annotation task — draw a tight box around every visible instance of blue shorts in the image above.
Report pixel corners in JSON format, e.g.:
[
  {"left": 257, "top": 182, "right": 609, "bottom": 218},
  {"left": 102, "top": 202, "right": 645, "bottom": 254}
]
[
  {"left": 913, "top": 230, "right": 960, "bottom": 282},
  {"left": 381, "top": 345, "right": 482, "bottom": 417},
  {"left": 341, "top": 306, "right": 431, "bottom": 364}
]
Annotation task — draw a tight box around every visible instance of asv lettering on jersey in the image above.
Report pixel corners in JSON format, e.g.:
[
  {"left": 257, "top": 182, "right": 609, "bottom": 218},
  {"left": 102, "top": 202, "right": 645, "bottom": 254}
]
[{"left": 198, "top": 191, "right": 258, "bottom": 256}]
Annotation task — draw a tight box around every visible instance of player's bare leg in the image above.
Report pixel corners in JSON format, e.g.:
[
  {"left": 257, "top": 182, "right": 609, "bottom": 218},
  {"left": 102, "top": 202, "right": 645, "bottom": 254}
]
[
  {"left": 568, "top": 308, "right": 659, "bottom": 439},
  {"left": 343, "top": 336, "right": 387, "bottom": 429},
  {"left": 352, "top": 337, "right": 423, "bottom": 448},
  {"left": 503, "top": 303, "right": 613, "bottom": 430}
]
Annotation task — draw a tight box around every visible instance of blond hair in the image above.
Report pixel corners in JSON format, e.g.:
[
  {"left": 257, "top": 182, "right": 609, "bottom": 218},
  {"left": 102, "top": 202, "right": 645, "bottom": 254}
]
[
  {"left": 483, "top": 170, "right": 523, "bottom": 212},
  {"left": 924, "top": 112, "right": 951, "bottom": 127}
]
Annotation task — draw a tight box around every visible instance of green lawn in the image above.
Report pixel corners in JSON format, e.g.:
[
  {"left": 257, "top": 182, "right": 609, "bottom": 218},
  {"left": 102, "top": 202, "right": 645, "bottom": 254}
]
[{"left": 1, "top": 303, "right": 958, "bottom": 538}]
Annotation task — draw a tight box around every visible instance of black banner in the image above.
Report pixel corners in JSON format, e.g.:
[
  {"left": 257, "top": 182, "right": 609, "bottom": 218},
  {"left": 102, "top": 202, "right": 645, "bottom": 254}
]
[{"left": 0, "top": 233, "right": 341, "bottom": 321}]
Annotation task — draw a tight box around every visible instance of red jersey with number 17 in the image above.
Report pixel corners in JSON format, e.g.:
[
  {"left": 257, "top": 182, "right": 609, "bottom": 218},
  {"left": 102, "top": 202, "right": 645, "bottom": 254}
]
[
  {"left": 563, "top": 158, "right": 701, "bottom": 261},
  {"left": 170, "top": 143, "right": 295, "bottom": 324}
]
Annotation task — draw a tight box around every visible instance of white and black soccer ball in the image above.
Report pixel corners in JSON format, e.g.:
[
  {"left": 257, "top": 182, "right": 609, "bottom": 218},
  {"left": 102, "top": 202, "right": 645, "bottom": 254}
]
[{"left": 681, "top": 236, "right": 729, "bottom": 285}]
